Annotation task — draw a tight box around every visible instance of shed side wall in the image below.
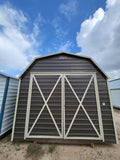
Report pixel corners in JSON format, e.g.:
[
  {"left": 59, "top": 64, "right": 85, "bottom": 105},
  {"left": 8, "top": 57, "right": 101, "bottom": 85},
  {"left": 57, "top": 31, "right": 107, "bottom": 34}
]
[
  {"left": 0, "top": 76, "right": 6, "bottom": 135},
  {"left": 1, "top": 78, "right": 18, "bottom": 135},
  {"left": 110, "top": 90, "right": 120, "bottom": 108},
  {"left": 13, "top": 54, "right": 116, "bottom": 143},
  {"left": 0, "top": 76, "right": 6, "bottom": 111}
]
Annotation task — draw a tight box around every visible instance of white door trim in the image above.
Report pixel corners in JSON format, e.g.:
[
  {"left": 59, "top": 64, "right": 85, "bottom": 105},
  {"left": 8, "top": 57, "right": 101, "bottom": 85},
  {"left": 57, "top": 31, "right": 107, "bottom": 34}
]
[
  {"left": 61, "top": 74, "right": 65, "bottom": 137},
  {"left": 94, "top": 74, "right": 104, "bottom": 141}
]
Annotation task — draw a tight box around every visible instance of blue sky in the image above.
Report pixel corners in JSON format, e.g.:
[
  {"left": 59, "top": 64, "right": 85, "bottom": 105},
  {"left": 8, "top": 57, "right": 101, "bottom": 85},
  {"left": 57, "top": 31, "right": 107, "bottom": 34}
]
[{"left": 0, "top": 0, "right": 120, "bottom": 79}]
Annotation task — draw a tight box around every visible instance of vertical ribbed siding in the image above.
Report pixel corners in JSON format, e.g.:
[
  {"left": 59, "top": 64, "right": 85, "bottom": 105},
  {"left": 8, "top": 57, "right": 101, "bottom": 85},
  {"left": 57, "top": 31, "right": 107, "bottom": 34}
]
[
  {"left": 0, "top": 76, "right": 6, "bottom": 135},
  {"left": 13, "top": 53, "right": 116, "bottom": 143},
  {"left": 1, "top": 78, "right": 18, "bottom": 135},
  {"left": 0, "top": 76, "right": 6, "bottom": 111},
  {"left": 110, "top": 90, "right": 120, "bottom": 108}
]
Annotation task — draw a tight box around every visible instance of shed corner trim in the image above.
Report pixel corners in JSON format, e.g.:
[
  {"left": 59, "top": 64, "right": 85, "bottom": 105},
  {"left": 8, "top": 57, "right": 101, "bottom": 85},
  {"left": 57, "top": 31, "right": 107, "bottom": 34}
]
[{"left": 11, "top": 79, "right": 21, "bottom": 141}]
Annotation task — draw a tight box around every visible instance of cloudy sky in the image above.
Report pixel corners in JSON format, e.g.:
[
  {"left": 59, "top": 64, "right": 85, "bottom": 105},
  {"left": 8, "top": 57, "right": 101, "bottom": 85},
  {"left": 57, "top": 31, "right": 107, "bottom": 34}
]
[{"left": 0, "top": 0, "right": 120, "bottom": 79}]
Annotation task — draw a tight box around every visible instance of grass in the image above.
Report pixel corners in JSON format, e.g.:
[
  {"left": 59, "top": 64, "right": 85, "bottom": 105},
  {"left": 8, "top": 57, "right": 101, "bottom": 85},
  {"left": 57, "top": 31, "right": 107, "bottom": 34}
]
[
  {"left": 26, "top": 143, "right": 44, "bottom": 160},
  {"left": 48, "top": 144, "right": 56, "bottom": 154}
]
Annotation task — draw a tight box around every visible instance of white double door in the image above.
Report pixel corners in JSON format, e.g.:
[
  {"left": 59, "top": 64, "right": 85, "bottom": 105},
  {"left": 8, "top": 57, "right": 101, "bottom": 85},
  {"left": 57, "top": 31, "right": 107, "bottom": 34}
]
[{"left": 24, "top": 73, "right": 103, "bottom": 141}]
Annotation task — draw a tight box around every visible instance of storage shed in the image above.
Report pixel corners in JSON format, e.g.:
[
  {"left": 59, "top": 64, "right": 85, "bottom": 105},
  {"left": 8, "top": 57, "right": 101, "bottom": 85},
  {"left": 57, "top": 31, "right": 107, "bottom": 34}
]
[
  {"left": 11, "top": 52, "right": 118, "bottom": 144},
  {"left": 0, "top": 72, "right": 18, "bottom": 136},
  {"left": 109, "top": 78, "right": 120, "bottom": 109}
]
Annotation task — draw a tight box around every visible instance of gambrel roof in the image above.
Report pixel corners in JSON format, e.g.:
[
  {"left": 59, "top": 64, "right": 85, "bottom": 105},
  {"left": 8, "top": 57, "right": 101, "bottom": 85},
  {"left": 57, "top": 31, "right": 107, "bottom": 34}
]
[{"left": 18, "top": 51, "right": 108, "bottom": 78}]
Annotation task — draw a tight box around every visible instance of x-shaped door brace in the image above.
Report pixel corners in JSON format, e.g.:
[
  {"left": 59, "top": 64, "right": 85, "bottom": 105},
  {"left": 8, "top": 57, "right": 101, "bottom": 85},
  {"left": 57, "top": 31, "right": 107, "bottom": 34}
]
[
  {"left": 64, "top": 75, "right": 100, "bottom": 138},
  {"left": 28, "top": 75, "right": 62, "bottom": 137}
]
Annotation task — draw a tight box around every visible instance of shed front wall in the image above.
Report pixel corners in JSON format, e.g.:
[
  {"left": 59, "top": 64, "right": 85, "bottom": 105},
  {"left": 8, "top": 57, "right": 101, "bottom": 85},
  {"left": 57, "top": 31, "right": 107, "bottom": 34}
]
[{"left": 13, "top": 54, "right": 117, "bottom": 143}]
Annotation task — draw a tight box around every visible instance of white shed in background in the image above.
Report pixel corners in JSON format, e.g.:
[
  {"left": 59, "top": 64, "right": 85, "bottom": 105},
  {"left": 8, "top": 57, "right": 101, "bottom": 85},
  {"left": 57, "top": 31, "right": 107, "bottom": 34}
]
[
  {"left": 0, "top": 72, "right": 18, "bottom": 136},
  {"left": 109, "top": 78, "right": 120, "bottom": 109}
]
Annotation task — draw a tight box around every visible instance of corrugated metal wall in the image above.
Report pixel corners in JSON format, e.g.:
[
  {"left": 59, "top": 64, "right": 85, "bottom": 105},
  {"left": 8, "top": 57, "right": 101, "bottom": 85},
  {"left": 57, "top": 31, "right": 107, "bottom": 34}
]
[
  {"left": 110, "top": 90, "right": 120, "bottom": 109},
  {"left": 13, "top": 53, "right": 117, "bottom": 143},
  {"left": 0, "top": 77, "right": 18, "bottom": 136},
  {"left": 109, "top": 79, "right": 120, "bottom": 89},
  {"left": 0, "top": 76, "right": 6, "bottom": 119},
  {"left": 109, "top": 79, "right": 120, "bottom": 108}
]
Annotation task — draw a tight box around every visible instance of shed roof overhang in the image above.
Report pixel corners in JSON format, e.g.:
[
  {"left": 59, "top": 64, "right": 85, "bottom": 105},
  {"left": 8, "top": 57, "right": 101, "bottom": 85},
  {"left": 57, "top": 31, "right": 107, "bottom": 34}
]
[
  {"left": 18, "top": 51, "right": 109, "bottom": 79},
  {"left": 0, "top": 72, "right": 17, "bottom": 80}
]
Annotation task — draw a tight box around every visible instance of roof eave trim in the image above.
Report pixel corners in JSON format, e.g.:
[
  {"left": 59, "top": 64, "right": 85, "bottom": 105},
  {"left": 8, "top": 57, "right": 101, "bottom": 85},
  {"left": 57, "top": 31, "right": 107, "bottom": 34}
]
[
  {"left": 0, "top": 73, "right": 18, "bottom": 80},
  {"left": 89, "top": 58, "right": 109, "bottom": 79}
]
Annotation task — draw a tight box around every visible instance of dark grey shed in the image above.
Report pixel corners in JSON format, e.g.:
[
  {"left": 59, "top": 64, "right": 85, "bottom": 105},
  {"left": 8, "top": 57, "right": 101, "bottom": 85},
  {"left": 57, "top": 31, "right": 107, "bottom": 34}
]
[{"left": 11, "top": 52, "right": 118, "bottom": 144}]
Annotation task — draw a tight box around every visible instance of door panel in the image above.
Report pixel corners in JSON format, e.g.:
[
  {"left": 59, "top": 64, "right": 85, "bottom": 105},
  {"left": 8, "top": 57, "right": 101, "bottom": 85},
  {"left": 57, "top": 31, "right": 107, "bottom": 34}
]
[
  {"left": 25, "top": 74, "right": 62, "bottom": 138},
  {"left": 82, "top": 80, "right": 100, "bottom": 133},
  {"left": 30, "top": 108, "right": 59, "bottom": 136},
  {"left": 64, "top": 74, "right": 103, "bottom": 140}
]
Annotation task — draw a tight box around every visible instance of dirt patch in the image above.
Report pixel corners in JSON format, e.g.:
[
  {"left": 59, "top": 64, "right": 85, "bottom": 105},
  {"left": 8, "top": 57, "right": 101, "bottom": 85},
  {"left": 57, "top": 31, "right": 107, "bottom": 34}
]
[{"left": 0, "top": 108, "right": 120, "bottom": 160}]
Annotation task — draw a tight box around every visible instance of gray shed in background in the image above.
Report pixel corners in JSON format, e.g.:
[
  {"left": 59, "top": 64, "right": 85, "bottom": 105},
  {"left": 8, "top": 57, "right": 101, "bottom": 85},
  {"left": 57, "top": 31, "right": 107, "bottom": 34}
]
[
  {"left": 11, "top": 52, "right": 118, "bottom": 144},
  {"left": 109, "top": 78, "right": 120, "bottom": 109},
  {"left": 0, "top": 72, "right": 18, "bottom": 136}
]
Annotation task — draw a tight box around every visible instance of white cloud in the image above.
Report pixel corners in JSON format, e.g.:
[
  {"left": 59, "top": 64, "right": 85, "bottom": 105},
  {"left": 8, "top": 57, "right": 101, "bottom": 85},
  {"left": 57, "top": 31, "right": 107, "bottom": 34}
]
[
  {"left": 52, "top": 17, "right": 68, "bottom": 39},
  {"left": 79, "top": 8, "right": 104, "bottom": 39},
  {"left": 0, "top": 3, "right": 41, "bottom": 75},
  {"left": 59, "top": 0, "right": 78, "bottom": 20},
  {"left": 58, "top": 40, "right": 73, "bottom": 52},
  {"left": 32, "top": 13, "right": 46, "bottom": 38},
  {"left": 76, "top": 0, "right": 120, "bottom": 79},
  {"left": 106, "top": 0, "right": 117, "bottom": 8},
  {"left": 51, "top": 40, "right": 73, "bottom": 53}
]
